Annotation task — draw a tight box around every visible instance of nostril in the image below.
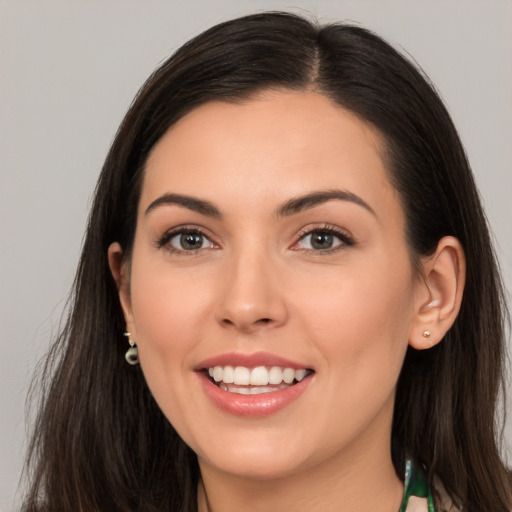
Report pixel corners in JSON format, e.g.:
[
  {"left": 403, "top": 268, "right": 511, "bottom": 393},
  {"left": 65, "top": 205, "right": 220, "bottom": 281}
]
[{"left": 220, "top": 316, "right": 273, "bottom": 329}]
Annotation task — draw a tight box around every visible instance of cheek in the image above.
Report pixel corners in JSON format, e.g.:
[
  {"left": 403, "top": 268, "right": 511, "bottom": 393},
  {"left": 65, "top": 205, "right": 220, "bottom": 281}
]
[
  {"left": 299, "top": 261, "right": 415, "bottom": 434},
  {"left": 296, "top": 253, "right": 416, "bottom": 378},
  {"left": 131, "top": 253, "right": 209, "bottom": 334},
  {"left": 126, "top": 255, "right": 218, "bottom": 432},
  {"left": 127, "top": 254, "right": 218, "bottom": 381}
]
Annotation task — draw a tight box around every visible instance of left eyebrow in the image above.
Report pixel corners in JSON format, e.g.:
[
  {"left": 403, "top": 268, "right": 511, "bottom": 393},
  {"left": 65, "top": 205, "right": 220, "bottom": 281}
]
[{"left": 276, "top": 189, "right": 376, "bottom": 217}]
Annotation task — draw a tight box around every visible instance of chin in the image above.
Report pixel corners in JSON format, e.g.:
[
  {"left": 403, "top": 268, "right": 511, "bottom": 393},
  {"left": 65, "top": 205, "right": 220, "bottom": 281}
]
[
  {"left": 194, "top": 423, "right": 336, "bottom": 481},
  {"left": 198, "top": 446, "right": 310, "bottom": 481}
]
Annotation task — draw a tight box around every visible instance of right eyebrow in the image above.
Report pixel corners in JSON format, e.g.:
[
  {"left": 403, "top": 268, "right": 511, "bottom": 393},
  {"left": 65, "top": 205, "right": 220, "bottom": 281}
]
[{"left": 144, "top": 193, "right": 222, "bottom": 218}]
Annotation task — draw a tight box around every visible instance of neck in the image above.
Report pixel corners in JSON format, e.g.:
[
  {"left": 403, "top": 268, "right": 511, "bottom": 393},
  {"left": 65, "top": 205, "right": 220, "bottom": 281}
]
[{"left": 197, "top": 446, "right": 403, "bottom": 512}]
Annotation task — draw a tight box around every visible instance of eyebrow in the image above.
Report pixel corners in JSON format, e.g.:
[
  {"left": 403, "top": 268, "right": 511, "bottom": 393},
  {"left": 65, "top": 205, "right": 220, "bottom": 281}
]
[
  {"left": 144, "top": 188, "right": 375, "bottom": 219},
  {"left": 145, "top": 193, "right": 222, "bottom": 217},
  {"left": 276, "top": 189, "right": 376, "bottom": 217}
]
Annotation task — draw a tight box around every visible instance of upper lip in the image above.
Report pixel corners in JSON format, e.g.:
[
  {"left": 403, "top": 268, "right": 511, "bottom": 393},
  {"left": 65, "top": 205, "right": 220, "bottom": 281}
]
[{"left": 195, "top": 352, "right": 311, "bottom": 371}]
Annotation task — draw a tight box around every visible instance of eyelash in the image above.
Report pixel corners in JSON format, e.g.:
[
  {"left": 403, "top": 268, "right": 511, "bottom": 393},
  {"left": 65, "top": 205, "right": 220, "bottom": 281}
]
[
  {"left": 156, "top": 225, "right": 216, "bottom": 255},
  {"left": 156, "top": 224, "right": 355, "bottom": 255},
  {"left": 293, "top": 224, "right": 355, "bottom": 254}
]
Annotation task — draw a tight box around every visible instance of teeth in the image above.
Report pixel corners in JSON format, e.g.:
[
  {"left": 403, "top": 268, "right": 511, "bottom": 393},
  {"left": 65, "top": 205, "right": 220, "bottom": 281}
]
[
  {"left": 208, "top": 365, "right": 309, "bottom": 387},
  {"left": 213, "top": 366, "right": 223, "bottom": 382},
  {"left": 283, "top": 368, "right": 295, "bottom": 384},
  {"left": 269, "top": 366, "right": 283, "bottom": 385},
  {"left": 219, "top": 383, "right": 290, "bottom": 395},
  {"left": 250, "top": 366, "right": 268, "bottom": 385},
  {"left": 222, "top": 365, "right": 234, "bottom": 383},
  {"left": 233, "top": 366, "right": 250, "bottom": 385},
  {"left": 295, "top": 369, "right": 307, "bottom": 381}
]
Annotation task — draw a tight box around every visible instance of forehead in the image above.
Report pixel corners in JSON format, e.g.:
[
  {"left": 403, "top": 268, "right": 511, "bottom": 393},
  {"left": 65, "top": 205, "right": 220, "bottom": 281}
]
[{"left": 141, "top": 90, "right": 397, "bottom": 218}]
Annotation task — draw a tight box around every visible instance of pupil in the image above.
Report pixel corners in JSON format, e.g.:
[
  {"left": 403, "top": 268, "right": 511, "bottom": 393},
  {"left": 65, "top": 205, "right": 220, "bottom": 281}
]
[
  {"left": 311, "top": 232, "right": 333, "bottom": 249},
  {"left": 181, "top": 233, "right": 202, "bottom": 250}
]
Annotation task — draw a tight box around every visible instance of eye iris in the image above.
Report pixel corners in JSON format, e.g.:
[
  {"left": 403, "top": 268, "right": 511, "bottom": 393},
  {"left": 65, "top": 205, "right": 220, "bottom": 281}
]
[
  {"left": 311, "top": 232, "right": 333, "bottom": 249},
  {"left": 180, "top": 233, "right": 203, "bottom": 250}
]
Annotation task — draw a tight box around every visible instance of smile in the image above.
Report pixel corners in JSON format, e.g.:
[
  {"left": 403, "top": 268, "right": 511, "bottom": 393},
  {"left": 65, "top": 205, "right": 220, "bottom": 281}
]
[
  {"left": 207, "top": 366, "right": 310, "bottom": 395},
  {"left": 196, "top": 352, "right": 314, "bottom": 416}
]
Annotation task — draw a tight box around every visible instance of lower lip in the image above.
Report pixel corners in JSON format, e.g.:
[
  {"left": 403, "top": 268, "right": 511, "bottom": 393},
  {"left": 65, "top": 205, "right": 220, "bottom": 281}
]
[{"left": 197, "top": 372, "right": 312, "bottom": 417}]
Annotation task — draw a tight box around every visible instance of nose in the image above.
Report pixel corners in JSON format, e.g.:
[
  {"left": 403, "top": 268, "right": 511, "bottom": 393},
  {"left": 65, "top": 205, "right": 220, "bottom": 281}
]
[{"left": 215, "top": 250, "right": 288, "bottom": 334}]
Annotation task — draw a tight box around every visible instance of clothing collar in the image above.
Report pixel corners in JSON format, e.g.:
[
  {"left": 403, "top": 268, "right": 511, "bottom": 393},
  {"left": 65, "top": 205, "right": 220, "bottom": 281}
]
[{"left": 399, "top": 459, "right": 435, "bottom": 512}]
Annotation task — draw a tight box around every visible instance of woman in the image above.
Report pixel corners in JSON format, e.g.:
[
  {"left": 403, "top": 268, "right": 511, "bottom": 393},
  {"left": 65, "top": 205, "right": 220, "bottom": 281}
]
[{"left": 23, "top": 11, "right": 510, "bottom": 512}]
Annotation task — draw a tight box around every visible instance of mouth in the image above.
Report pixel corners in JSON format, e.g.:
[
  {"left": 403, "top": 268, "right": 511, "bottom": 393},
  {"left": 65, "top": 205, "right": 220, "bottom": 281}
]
[
  {"left": 205, "top": 365, "right": 313, "bottom": 395},
  {"left": 196, "top": 354, "right": 315, "bottom": 416}
]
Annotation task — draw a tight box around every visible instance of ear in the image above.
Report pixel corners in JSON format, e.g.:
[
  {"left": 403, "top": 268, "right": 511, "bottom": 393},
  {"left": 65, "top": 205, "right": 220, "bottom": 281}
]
[
  {"left": 409, "top": 236, "right": 466, "bottom": 350},
  {"left": 108, "top": 242, "right": 136, "bottom": 337}
]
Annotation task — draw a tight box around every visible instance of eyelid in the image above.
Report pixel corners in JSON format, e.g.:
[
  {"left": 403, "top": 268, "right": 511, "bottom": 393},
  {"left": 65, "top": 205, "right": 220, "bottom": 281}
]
[
  {"left": 155, "top": 224, "right": 219, "bottom": 253},
  {"left": 291, "top": 224, "right": 355, "bottom": 252},
  {"left": 155, "top": 223, "right": 354, "bottom": 254}
]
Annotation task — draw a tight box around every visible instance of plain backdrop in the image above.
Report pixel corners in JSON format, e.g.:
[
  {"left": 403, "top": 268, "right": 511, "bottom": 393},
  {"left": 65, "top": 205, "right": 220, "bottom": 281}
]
[{"left": 1, "top": 1, "right": 511, "bottom": 510}]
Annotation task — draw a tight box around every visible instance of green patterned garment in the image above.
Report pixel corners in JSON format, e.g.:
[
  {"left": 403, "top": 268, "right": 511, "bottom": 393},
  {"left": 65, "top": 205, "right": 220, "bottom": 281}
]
[{"left": 399, "top": 459, "right": 435, "bottom": 512}]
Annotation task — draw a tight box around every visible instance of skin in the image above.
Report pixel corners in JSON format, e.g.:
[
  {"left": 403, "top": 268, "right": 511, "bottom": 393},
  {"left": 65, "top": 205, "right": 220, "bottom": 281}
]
[{"left": 109, "top": 90, "right": 465, "bottom": 512}]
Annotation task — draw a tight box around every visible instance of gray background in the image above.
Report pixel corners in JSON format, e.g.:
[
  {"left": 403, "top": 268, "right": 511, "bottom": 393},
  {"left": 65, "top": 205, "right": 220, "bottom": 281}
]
[{"left": 1, "top": 1, "right": 511, "bottom": 510}]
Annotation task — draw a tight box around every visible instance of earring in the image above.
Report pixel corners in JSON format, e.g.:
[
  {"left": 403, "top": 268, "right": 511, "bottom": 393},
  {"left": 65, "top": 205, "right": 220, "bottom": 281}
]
[
  {"left": 423, "top": 330, "right": 431, "bottom": 338},
  {"left": 124, "top": 332, "right": 139, "bottom": 365}
]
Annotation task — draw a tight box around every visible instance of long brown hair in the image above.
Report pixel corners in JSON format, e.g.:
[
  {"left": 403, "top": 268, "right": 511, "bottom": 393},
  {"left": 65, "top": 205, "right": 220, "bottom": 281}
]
[{"left": 23, "top": 12, "right": 510, "bottom": 512}]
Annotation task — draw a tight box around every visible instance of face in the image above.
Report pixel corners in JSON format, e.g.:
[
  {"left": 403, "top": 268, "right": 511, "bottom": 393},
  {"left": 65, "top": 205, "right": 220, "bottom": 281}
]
[{"left": 115, "top": 90, "right": 426, "bottom": 480}]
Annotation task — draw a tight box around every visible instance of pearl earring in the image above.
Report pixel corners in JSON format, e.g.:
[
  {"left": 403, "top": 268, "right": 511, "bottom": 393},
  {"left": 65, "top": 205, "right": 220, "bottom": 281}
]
[
  {"left": 423, "top": 330, "right": 431, "bottom": 338},
  {"left": 124, "top": 332, "right": 139, "bottom": 365}
]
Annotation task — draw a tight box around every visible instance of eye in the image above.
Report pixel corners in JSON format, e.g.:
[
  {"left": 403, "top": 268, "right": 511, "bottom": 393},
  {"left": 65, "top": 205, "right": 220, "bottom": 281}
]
[
  {"left": 158, "top": 228, "right": 216, "bottom": 253},
  {"left": 171, "top": 231, "right": 210, "bottom": 251},
  {"left": 298, "top": 231, "right": 341, "bottom": 250},
  {"left": 293, "top": 226, "right": 354, "bottom": 252}
]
